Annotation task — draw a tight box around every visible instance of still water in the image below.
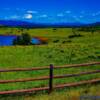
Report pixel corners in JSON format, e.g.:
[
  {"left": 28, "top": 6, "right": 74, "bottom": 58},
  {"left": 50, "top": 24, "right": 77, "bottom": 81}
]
[{"left": 0, "top": 35, "right": 41, "bottom": 46}]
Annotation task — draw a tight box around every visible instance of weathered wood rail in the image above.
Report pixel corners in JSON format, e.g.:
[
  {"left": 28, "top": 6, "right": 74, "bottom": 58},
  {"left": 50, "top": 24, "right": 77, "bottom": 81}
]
[{"left": 0, "top": 62, "right": 100, "bottom": 95}]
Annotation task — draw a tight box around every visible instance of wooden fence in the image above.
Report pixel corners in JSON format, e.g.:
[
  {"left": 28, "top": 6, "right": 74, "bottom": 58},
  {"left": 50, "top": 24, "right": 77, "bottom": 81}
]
[{"left": 0, "top": 62, "right": 100, "bottom": 95}]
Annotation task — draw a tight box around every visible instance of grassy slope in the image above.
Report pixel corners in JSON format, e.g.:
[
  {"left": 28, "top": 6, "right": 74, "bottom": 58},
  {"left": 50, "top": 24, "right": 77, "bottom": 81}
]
[
  {"left": 0, "top": 27, "right": 100, "bottom": 99},
  {"left": 0, "top": 27, "right": 71, "bottom": 37}
]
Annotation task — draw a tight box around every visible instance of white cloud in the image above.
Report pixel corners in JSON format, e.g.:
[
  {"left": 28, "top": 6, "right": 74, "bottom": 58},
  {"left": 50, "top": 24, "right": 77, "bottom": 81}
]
[
  {"left": 73, "top": 16, "right": 80, "bottom": 21},
  {"left": 95, "top": 12, "right": 100, "bottom": 16},
  {"left": 57, "top": 13, "right": 64, "bottom": 17},
  {"left": 65, "top": 11, "right": 71, "bottom": 14},
  {"left": 24, "top": 14, "right": 33, "bottom": 19},
  {"left": 3, "top": 17, "right": 9, "bottom": 20},
  {"left": 79, "top": 15, "right": 83, "bottom": 18},
  {"left": 11, "top": 16, "right": 19, "bottom": 19},
  {"left": 4, "top": 15, "right": 20, "bottom": 20},
  {"left": 27, "top": 10, "right": 38, "bottom": 14},
  {"left": 92, "top": 13, "right": 96, "bottom": 16},
  {"left": 40, "top": 14, "right": 48, "bottom": 18},
  {"left": 92, "top": 11, "right": 100, "bottom": 17}
]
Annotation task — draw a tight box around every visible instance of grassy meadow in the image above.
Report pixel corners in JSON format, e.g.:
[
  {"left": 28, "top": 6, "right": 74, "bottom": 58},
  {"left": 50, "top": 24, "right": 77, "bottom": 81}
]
[{"left": 0, "top": 27, "right": 100, "bottom": 99}]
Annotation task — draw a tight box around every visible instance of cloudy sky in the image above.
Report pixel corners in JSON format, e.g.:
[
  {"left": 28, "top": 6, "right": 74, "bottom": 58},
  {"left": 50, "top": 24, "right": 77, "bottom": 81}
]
[{"left": 0, "top": 0, "right": 100, "bottom": 23}]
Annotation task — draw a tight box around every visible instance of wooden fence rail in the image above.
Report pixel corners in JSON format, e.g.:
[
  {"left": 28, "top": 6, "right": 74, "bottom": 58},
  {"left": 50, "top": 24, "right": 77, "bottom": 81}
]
[
  {"left": 0, "top": 70, "right": 100, "bottom": 84},
  {"left": 0, "top": 62, "right": 100, "bottom": 72},
  {"left": 0, "top": 62, "right": 100, "bottom": 95}
]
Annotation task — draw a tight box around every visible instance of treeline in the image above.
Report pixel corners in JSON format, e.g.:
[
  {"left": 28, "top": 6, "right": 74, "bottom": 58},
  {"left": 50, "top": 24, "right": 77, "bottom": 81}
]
[
  {"left": 77, "top": 26, "right": 100, "bottom": 32},
  {"left": 13, "top": 33, "right": 32, "bottom": 45}
]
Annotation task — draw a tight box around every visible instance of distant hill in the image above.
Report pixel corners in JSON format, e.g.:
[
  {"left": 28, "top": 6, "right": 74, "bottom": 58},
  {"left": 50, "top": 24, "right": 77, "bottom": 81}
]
[
  {"left": 87, "top": 22, "right": 100, "bottom": 27},
  {"left": 47, "top": 22, "right": 86, "bottom": 27},
  {"left": 0, "top": 20, "right": 46, "bottom": 28},
  {"left": 0, "top": 20, "right": 100, "bottom": 28}
]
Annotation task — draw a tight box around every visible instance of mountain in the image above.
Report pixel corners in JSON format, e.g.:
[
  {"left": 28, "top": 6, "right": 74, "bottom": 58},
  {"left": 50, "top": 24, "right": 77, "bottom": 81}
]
[
  {"left": 47, "top": 22, "right": 85, "bottom": 27},
  {"left": 87, "top": 22, "right": 100, "bottom": 26},
  {"left": 0, "top": 20, "right": 100, "bottom": 28},
  {"left": 0, "top": 20, "right": 46, "bottom": 28}
]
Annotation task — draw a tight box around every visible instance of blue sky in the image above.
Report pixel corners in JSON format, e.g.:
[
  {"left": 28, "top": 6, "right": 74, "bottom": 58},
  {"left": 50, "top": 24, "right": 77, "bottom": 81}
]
[{"left": 0, "top": 0, "right": 100, "bottom": 23}]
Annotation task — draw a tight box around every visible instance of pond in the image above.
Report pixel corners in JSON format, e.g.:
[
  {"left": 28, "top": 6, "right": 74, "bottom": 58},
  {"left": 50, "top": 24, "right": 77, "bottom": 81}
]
[{"left": 0, "top": 35, "right": 41, "bottom": 46}]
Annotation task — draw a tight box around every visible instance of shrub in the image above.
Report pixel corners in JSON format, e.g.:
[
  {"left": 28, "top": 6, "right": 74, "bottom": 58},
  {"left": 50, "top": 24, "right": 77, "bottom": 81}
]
[
  {"left": 68, "top": 34, "right": 83, "bottom": 39},
  {"left": 41, "top": 41, "right": 48, "bottom": 44},
  {"left": 62, "top": 41, "right": 66, "bottom": 44},
  {"left": 53, "top": 40, "right": 59, "bottom": 43},
  {"left": 53, "top": 28, "right": 57, "bottom": 32}
]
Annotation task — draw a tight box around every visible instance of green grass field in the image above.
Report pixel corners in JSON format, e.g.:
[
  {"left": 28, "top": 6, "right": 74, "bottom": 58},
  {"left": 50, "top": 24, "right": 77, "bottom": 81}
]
[{"left": 0, "top": 27, "right": 100, "bottom": 99}]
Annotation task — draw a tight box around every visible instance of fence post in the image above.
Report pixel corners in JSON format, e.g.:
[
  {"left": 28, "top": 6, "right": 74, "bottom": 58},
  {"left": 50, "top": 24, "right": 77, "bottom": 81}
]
[{"left": 49, "top": 64, "right": 53, "bottom": 94}]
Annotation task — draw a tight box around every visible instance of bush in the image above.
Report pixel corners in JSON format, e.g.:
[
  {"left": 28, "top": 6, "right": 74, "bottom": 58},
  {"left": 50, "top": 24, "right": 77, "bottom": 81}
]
[
  {"left": 53, "top": 28, "right": 57, "bottom": 32},
  {"left": 68, "top": 34, "right": 83, "bottom": 39},
  {"left": 53, "top": 40, "right": 59, "bottom": 43}
]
